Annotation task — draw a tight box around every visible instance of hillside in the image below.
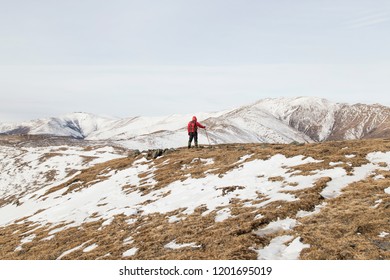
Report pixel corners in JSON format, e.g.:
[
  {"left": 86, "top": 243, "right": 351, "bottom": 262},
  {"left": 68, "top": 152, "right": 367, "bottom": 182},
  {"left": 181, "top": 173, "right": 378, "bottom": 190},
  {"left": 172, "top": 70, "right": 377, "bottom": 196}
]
[
  {"left": 0, "top": 135, "right": 389, "bottom": 260},
  {"left": 2, "top": 97, "right": 390, "bottom": 149}
]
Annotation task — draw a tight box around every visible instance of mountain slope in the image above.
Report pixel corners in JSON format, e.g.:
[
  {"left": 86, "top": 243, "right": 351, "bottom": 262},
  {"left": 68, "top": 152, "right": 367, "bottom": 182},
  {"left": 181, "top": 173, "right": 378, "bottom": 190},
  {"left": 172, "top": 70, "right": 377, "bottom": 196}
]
[
  {"left": 329, "top": 103, "right": 390, "bottom": 140},
  {"left": 0, "top": 113, "right": 115, "bottom": 139},
  {"left": 253, "top": 97, "right": 341, "bottom": 141},
  {"left": 0, "top": 135, "right": 389, "bottom": 260},
  {"left": 2, "top": 97, "right": 390, "bottom": 149},
  {"left": 251, "top": 97, "right": 390, "bottom": 142}
]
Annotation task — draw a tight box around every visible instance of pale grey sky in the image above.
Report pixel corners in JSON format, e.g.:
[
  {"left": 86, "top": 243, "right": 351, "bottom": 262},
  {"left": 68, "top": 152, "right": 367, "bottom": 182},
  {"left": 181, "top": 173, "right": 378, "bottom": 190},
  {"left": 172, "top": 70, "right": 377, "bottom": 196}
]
[{"left": 1, "top": 0, "right": 390, "bottom": 122}]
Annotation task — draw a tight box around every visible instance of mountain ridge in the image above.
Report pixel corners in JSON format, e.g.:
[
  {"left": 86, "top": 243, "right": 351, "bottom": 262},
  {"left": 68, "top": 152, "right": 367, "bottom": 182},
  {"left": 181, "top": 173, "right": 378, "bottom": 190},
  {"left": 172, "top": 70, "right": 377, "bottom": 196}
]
[{"left": 2, "top": 97, "right": 390, "bottom": 149}]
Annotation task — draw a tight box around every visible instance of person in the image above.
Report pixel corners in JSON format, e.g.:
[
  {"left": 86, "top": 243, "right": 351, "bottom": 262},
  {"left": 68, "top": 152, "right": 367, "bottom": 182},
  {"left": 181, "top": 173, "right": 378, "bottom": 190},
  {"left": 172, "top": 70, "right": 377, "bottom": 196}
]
[{"left": 187, "top": 116, "right": 206, "bottom": 148}]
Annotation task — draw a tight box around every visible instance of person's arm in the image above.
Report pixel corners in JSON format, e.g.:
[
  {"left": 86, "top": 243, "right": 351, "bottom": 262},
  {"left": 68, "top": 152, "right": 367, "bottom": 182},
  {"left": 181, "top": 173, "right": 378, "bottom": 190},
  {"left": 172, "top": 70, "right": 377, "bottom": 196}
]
[{"left": 197, "top": 122, "right": 206, "bottom": 129}]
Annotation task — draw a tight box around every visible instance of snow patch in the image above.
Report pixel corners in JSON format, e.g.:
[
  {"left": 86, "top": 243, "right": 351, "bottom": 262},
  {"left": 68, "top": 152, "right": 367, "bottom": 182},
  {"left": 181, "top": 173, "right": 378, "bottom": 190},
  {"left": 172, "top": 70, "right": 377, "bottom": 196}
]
[
  {"left": 126, "top": 218, "right": 137, "bottom": 225},
  {"left": 164, "top": 240, "right": 201, "bottom": 250},
  {"left": 123, "top": 237, "right": 134, "bottom": 245},
  {"left": 296, "top": 203, "right": 327, "bottom": 218},
  {"left": 372, "top": 199, "right": 383, "bottom": 209},
  {"left": 168, "top": 216, "right": 182, "bottom": 223},
  {"left": 379, "top": 232, "right": 389, "bottom": 238},
  {"left": 254, "top": 214, "right": 264, "bottom": 220},
  {"left": 123, "top": 248, "right": 138, "bottom": 257},
  {"left": 15, "top": 234, "right": 36, "bottom": 251},
  {"left": 254, "top": 218, "right": 297, "bottom": 237},
  {"left": 57, "top": 242, "right": 89, "bottom": 260},
  {"left": 83, "top": 243, "right": 98, "bottom": 253},
  {"left": 385, "top": 187, "right": 390, "bottom": 194},
  {"left": 191, "top": 158, "right": 214, "bottom": 165},
  {"left": 215, "top": 208, "right": 231, "bottom": 222},
  {"left": 320, "top": 165, "right": 376, "bottom": 199},
  {"left": 42, "top": 235, "right": 55, "bottom": 241},
  {"left": 345, "top": 154, "right": 356, "bottom": 158},
  {"left": 101, "top": 217, "right": 114, "bottom": 227},
  {"left": 366, "top": 152, "right": 390, "bottom": 164},
  {"left": 255, "top": 236, "right": 310, "bottom": 260},
  {"left": 20, "top": 234, "right": 36, "bottom": 244},
  {"left": 236, "top": 154, "right": 254, "bottom": 164},
  {"left": 201, "top": 158, "right": 214, "bottom": 165}
]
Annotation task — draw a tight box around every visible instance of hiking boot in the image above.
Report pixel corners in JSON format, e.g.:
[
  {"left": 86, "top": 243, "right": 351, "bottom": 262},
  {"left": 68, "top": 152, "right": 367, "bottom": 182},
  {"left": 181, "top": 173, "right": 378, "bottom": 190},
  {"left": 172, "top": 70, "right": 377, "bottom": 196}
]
[
  {"left": 188, "top": 141, "right": 191, "bottom": 149},
  {"left": 195, "top": 141, "right": 198, "bottom": 148}
]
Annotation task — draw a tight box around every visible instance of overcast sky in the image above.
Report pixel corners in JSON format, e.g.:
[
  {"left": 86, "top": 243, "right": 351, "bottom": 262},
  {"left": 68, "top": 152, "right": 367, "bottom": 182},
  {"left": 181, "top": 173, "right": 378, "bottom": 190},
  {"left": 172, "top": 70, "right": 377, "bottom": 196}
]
[{"left": 1, "top": 0, "right": 390, "bottom": 122}]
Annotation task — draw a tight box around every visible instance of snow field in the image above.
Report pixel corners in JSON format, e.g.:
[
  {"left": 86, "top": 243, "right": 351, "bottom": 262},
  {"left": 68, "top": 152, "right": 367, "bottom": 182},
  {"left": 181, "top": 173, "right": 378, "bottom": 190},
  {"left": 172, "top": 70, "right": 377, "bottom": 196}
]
[
  {"left": 0, "top": 145, "right": 125, "bottom": 199},
  {"left": 2, "top": 148, "right": 390, "bottom": 259}
]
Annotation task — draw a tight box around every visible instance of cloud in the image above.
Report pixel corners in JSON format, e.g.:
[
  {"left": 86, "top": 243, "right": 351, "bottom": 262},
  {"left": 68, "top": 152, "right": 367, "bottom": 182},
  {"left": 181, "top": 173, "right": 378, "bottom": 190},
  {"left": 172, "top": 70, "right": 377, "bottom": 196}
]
[
  {"left": 345, "top": 12, "right": 390, "bottom": 29},
  {"left": 1, "top": 63, "right": 390, "bottom": 122}
]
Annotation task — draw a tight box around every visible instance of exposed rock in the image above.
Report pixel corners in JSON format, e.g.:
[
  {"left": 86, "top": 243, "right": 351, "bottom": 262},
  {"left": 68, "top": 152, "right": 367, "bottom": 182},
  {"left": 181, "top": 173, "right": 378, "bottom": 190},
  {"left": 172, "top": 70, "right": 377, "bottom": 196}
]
[
  {"left": 372, "top": 240, "right": 390, "bottom": 251},
  {"left": 146, "top": 148, "right": 176, "bottom": 159},
  {"left": 129, "top": 149, "right": 141, "bottom": 157}
]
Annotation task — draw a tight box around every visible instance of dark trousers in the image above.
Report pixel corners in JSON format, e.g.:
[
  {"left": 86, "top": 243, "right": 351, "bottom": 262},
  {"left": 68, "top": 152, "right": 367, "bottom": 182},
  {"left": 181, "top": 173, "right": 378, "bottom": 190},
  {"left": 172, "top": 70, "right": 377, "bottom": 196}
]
[{"left": 188, "top": 132, "right": 198, "bottom": 147}]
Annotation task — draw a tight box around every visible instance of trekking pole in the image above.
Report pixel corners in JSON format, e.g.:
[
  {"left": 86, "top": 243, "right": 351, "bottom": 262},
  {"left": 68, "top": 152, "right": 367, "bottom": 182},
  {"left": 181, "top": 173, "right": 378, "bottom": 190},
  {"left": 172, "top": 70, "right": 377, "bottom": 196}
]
[{"left": 205, "top": 128, "right": 211, "bottom": 146}]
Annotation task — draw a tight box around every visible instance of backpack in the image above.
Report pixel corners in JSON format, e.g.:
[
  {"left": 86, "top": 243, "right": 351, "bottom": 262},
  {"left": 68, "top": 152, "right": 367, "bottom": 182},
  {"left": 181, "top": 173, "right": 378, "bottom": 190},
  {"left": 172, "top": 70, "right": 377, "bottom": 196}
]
[{"left": 188, "top": 121, "right": 196, "bottom": 132}]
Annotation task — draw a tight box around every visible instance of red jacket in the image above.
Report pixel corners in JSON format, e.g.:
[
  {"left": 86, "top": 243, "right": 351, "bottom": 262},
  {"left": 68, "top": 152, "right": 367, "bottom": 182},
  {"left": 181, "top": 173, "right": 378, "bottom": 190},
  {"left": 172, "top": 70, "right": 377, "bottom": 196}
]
[{"left": 188, "top": 120, "right": 205, "bottom": 133}]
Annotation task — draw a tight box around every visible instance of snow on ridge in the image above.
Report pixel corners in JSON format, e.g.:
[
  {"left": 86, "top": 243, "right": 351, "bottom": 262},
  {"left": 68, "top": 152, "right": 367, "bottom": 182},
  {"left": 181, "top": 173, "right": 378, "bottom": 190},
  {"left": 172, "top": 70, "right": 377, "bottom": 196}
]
[
  {"left": 253, "top": 97, "right": 341, "bottom": 141},
  {"left": 3, "top": 97, "right": 390, "bottom": 149},
  {"left": 0, "top": 97, "right": 323, "bottom": 148},
  {"left": 254, "top": 97, "right": 338, "bottom": 113}
]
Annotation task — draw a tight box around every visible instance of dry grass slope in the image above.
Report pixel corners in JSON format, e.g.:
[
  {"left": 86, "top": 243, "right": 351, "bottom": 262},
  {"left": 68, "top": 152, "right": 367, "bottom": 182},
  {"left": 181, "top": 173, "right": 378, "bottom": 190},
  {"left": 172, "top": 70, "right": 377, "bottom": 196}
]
[{"left": 1, "top": 139, "right": 389, "bottom": 260}]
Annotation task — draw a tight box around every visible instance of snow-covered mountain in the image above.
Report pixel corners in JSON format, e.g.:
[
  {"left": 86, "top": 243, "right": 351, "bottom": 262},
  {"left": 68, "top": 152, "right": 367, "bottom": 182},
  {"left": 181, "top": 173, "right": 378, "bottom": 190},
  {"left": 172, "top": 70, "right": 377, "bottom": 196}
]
[
  {"left": 253, "top": 97, "right": 341, "bottom": 141},
  {"left": 254, "top": 97, "right": 390, "bottom": 141},
  {"left": 2, "top": 97, "right": 390, "bottom": 149}
]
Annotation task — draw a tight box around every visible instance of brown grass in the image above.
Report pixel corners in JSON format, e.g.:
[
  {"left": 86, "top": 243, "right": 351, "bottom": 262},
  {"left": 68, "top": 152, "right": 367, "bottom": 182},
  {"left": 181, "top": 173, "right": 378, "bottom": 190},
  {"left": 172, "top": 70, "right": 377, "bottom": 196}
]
[
  {"left": 41, "top": 156, "right": 137, "bottom": 197},
  {"left": 297, "top": 175, "right": 390, "bottom": 260},
  {"left": 1, "top": 139, "right": 390, "bottom": 259}
]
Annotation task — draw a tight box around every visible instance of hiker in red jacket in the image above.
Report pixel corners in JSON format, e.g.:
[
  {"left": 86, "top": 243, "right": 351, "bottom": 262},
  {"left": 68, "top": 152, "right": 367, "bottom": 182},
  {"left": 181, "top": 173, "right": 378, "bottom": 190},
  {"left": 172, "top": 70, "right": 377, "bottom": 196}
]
[{"left": 187, "top": 116, "right": 206, "bottom": 148}]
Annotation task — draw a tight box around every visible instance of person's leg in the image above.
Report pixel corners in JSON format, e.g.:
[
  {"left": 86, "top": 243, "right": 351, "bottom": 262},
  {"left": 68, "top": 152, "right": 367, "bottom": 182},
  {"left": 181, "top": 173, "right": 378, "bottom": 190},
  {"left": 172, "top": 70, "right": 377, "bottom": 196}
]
[
  {"left": 188, "top": 133, "right": 194, "bottom": 148},
  {"left": 194, "top": 132, "right": 198, "bottom": 148}
]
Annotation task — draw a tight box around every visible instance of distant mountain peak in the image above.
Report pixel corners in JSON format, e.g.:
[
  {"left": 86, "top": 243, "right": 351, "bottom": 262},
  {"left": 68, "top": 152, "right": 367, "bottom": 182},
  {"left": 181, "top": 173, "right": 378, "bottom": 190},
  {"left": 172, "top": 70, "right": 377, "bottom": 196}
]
[{"left": 1, "top": 97, "right": 390, "bottom": 149}]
